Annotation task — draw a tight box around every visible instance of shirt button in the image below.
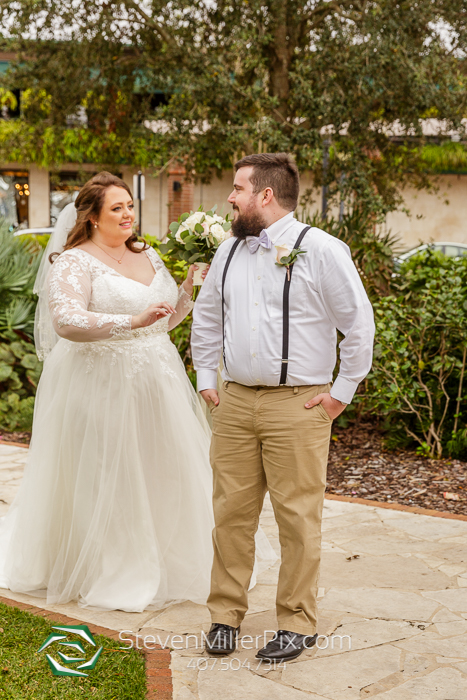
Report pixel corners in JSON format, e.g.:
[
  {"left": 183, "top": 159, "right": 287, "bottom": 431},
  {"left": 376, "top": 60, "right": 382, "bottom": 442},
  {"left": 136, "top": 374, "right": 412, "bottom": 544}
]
[
  {"left": 255, "top": 301, "right": 259, "bottom": 305},
  {"left": 252, "top": 327, "right": 256, "bottom": 330},
  {"left": 260, "top": 250, "right": 264, "bottom": 255},
  {"left": 252, "top": 353, "right": 256, "bottom": 357},
  {"left": 257, "top": 276, "right": 261, "bottom": 280}
]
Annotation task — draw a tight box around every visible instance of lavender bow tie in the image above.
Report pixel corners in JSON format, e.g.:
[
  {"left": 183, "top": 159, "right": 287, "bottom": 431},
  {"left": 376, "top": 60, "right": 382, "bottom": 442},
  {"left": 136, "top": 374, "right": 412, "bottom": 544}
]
[{"left": 246, "top": 229, "right": 272, "bottom": 254}]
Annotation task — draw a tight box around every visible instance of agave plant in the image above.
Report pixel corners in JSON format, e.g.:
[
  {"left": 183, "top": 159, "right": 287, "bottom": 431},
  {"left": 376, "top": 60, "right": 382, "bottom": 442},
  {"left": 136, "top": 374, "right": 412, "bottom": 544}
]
[
  {"left": 0, "top": 223, "right": 42, "bottom": 340},
  {"left": 0, "top": 222, "right": 43, "bottom": 431}
]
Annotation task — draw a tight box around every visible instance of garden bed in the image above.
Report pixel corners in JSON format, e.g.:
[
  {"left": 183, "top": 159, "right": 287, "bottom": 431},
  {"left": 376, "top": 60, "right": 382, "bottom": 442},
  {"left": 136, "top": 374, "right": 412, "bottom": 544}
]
[
  {"left": 327, "top": 421, "right": 467, "bottom": 517},
  {"left": 0, "top": 429, "right": 31, "bottom": 445}
]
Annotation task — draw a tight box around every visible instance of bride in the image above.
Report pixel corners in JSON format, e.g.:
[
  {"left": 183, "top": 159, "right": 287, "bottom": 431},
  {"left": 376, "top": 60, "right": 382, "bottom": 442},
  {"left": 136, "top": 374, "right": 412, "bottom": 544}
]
[{"left": 0, "top": 171, "right": 275, "bottom": 612}]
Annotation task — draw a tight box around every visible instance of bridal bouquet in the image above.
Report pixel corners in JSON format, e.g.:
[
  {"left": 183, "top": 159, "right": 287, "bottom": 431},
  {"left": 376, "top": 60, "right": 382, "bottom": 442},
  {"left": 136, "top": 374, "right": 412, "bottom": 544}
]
[{"left": 161, "top": 206, "right": 232, "bottom": 284}]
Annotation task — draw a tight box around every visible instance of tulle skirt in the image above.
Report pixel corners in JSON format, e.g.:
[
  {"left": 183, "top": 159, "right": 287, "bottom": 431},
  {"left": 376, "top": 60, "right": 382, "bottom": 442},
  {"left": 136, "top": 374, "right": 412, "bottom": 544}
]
[{"left": 0, "top": 330, "right": 275, "bottom": 612}]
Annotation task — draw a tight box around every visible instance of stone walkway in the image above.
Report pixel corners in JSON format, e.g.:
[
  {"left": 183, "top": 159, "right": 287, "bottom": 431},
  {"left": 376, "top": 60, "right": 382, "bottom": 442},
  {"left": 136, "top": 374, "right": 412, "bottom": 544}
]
[{"left": 1, "top": 443, "right": 467, "bottom": 699}]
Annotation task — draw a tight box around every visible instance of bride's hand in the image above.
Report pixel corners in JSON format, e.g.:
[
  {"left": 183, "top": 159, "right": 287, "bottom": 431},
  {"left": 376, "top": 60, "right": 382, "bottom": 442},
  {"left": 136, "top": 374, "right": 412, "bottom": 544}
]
[{"left": 131, "top": 302, "right": 176, "bottom": 329}]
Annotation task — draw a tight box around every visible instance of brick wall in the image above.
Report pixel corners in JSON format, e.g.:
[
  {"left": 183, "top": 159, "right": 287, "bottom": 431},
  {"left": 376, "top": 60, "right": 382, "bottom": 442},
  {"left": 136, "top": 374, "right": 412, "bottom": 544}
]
[{"left": 167, "top": 163, "right": 194, "bottom": 227}]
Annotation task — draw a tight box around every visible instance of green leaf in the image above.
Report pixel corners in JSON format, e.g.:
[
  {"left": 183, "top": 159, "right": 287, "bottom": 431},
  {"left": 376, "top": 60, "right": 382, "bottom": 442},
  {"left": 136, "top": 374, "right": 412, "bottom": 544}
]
[
  {"left": 9, "top": 342, "right": 25, "bottom": 360},
  {"left": 0, "top": 362, "right": 13, "bottom": 382},
  {"left": 21, "top": 354, "right": 40, "bottom": 370}
]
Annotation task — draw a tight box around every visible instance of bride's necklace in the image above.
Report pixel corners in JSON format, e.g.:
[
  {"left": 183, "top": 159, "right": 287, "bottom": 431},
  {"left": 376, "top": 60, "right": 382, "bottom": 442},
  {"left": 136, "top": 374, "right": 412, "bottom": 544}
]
[{"left": 91, "top": 239, "right": 128, "bottom": 264}]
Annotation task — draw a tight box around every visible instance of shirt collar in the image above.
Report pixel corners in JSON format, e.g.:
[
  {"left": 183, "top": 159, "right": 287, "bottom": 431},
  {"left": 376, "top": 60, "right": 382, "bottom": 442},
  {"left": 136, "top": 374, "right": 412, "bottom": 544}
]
[{"left": 266, "top": 211, "right": 296, "bottom": 245}]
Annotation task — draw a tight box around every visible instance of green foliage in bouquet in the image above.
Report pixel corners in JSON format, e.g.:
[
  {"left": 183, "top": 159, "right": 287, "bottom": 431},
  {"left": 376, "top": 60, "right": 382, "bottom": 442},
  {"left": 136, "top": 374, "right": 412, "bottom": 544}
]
[
  {"left": 145, "top": 236, "right": 196, "bottom": 388},
  {"left": 159, "top": 206, "right": 231, "bottom": 265},
  {"left": 362, "top": 250, "right": 467, "bottom": 458}
]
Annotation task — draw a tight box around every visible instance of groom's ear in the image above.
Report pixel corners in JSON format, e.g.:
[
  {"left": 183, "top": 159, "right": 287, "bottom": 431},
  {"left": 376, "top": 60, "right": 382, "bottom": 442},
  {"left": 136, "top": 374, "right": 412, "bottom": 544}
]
[{"left": 260, "top": 187, "right": 274, "bottom": 207}]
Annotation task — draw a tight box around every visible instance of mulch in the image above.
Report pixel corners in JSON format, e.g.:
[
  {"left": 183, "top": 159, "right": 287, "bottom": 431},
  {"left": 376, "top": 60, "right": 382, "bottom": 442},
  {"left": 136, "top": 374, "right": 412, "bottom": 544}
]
[
  {"left": 0, "top": 430, "right": 31, "bottom": 445},
  {"left": 327, "top": 421, "right": 467, "bottom": 517},
  {"left": 2, "top": 424, "right": 466, "bottom": 517}
]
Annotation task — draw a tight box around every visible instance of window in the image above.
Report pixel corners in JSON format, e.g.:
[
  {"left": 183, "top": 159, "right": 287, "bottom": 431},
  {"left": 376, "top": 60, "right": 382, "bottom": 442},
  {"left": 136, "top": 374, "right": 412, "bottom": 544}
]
[
  {"left": 49, "top": 171, "right": 96, "bottom": 225},
  {"left": 49, "top": 170, "right": 122, "bottom": 224},
  {"left": 0, "top": 170, "right": 29, "bottom": 228}
]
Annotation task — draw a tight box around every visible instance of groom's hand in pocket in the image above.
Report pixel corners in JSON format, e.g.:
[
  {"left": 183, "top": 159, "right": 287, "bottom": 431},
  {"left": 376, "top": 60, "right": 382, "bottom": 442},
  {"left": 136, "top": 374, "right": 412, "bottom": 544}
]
[
  {"left": 200, "top": 389, "right": 219, "bottom": 407},
  {"left": 305, "top": 392, "right": 346, "bottom": 420}
]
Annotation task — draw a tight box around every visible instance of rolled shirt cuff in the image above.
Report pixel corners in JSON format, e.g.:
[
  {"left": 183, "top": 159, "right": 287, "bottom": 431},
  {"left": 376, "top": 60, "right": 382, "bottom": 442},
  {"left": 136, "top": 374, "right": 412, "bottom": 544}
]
[
  {"left": 330, "top": 375, "right": 359, "bottom": 405},
  {"left": 196, "top": 369, "right": 219, "bottom": 393}
]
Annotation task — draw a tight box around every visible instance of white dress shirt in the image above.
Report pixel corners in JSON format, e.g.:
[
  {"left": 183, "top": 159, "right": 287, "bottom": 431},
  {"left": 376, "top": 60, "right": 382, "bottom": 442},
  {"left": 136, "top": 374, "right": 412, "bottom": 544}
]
[{"left": 191, "top": 212, "right": 375, "bottom": 404}]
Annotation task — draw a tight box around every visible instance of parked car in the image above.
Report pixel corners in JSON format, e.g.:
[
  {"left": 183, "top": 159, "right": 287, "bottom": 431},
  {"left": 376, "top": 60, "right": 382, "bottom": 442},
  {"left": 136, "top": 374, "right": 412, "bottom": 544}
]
[
  {"left": 395, "top": 242, "right": 467, "bottom": 270},
  {"left": 13, "top": 227, "right": 54, "bottom": 236}
]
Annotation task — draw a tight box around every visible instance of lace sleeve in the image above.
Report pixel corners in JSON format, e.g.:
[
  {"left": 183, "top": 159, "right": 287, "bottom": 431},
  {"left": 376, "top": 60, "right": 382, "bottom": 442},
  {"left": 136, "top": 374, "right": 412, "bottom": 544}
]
[
  {"left": 48, "top": 251, "right": 132, "bottom": 342},
  {"left": 168, "top": 284, "right": 194, "bottom": 331},
  {"left": 145, "top": 246, "right": 194, "bottom": 331}
]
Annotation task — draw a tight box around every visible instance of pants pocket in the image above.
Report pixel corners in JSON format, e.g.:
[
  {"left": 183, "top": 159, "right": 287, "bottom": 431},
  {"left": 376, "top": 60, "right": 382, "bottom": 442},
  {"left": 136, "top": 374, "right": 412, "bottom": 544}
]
[{"left": 316, "top": 402, "right": 333, "bottom": 422}]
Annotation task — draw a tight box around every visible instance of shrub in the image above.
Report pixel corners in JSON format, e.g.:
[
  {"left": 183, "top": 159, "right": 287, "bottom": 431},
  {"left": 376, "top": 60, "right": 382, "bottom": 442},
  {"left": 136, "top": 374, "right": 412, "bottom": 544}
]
[
  {"left": 363, "top": 250, "right": 467, "bottom": 458},
  {"left": 0, "top": 224, "right": 43, "bottom": 431}
]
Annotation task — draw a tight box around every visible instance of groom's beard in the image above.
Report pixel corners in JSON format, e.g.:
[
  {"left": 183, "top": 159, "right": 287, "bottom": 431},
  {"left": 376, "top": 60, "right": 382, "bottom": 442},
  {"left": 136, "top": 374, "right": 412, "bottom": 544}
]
[{"left": 231, "top": 207, "right": 267, "bottom": 239}]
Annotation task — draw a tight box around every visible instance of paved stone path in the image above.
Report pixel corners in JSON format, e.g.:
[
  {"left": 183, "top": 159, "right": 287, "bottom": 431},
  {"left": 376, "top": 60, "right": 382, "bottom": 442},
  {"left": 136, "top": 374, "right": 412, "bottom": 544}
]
[{"left": 1, "top": 443, "right": 467, "bottom": 699}]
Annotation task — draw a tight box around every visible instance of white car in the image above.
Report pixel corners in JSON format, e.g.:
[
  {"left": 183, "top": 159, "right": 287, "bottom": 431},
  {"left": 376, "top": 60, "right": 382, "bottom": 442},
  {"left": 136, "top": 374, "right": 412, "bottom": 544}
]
[
  {"left": 13, "top": 227, "right": 54, "bottom": 236},
  {"left": 395, "top": 242, "right": 467, "bottom": 268}
]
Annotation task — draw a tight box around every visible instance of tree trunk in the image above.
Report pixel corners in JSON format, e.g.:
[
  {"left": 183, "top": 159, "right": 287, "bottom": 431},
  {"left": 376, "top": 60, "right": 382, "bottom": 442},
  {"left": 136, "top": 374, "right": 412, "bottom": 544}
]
[{"left": 267, "top": 1, "right": 295, "bottom": 121}]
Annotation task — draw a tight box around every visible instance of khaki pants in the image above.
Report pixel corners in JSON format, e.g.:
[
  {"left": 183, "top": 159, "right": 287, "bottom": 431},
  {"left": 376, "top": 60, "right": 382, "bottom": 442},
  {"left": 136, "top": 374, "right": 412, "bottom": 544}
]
[{"left": 208, "top": 381, "right": 332, "bottom": 636}]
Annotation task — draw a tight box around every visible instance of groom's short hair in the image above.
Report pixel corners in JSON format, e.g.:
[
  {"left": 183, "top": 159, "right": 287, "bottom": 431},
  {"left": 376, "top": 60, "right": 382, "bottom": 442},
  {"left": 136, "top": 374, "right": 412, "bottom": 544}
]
[{"left": 234, "top": 153, "right": 300, "bottom": 211}]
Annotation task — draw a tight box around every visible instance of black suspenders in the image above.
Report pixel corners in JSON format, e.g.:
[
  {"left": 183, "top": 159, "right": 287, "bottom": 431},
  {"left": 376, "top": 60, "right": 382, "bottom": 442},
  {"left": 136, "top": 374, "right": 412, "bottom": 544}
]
[
  {"left": 221, "top": 226, "right": 311, "bottom": 384},
  {"left": 221, "top": 237, "right": 242, "bottom": 373},
  {"left": 279, "top": 225, "right": 311, "bottom": 384}
]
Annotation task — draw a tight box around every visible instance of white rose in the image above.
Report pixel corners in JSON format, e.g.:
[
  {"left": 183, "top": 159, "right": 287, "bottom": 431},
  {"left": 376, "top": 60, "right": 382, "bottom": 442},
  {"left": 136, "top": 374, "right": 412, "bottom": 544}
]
[
  {"left": 204, "top": 215, "right": 217, "bottom": 226},
  {"left": 175, "top": 225, "right": 189, "bottom": 243},
  {"left": 210, "top": 223, "right": 228, "bottom": 243},
  {"left": 184, "top": 211, "right": 204, "bottom": 227},
  {"left": 275, "top": 244, "right": 290, "bottom": 264},
  {"left": 214, "top": 214, "right": 225, "bottom": 224}
]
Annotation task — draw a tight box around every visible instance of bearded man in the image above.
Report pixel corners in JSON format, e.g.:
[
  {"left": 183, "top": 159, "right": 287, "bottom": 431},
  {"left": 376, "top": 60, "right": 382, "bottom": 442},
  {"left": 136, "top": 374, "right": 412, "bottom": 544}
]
[{"left": 191, "top": 153, "right": 375, "bottom": 661}]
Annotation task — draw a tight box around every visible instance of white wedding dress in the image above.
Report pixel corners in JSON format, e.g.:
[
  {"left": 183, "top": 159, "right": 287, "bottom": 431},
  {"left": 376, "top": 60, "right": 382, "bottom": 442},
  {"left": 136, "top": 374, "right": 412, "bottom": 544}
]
[{"left": 0, "top": 246, "right": 275, "bottom": 612}]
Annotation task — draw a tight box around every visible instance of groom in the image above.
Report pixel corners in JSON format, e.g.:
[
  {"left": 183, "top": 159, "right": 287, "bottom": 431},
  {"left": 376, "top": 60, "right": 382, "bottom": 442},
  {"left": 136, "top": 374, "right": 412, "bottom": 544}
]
[{"left": 191, "top": 153, "right": 374, "bottom": 661}]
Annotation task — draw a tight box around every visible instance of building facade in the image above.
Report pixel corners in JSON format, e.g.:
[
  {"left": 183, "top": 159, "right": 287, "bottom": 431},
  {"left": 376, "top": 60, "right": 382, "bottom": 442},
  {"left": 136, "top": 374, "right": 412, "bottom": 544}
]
[{"left": 2, "top": 159, "right": 467, "bottom": 250}]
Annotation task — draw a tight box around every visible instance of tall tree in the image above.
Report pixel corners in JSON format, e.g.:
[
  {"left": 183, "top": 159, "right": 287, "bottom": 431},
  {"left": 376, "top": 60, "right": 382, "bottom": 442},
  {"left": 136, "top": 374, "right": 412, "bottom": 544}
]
[{"left": 1, "top": 0, "right": 466, "bottom": 215}]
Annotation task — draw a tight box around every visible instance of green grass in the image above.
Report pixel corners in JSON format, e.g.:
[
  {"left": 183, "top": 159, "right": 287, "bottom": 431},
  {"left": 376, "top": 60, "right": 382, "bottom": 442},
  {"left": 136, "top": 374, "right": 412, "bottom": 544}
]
[{"left": 0, "top": 602, "right": 146, "bottom": 699}]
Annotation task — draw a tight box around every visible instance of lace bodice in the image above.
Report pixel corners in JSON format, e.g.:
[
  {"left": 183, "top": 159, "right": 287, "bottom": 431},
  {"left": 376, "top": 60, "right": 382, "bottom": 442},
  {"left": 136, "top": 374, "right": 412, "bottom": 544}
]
[{"left": 48, "top": 247, "right": 194, "bottom": 343}]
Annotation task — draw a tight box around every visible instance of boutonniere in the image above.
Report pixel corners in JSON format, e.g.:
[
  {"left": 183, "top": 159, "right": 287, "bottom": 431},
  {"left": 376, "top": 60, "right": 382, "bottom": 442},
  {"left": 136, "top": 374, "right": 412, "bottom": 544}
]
[{"left": 275, "top": 244, "right": 307, "bottom": 280}]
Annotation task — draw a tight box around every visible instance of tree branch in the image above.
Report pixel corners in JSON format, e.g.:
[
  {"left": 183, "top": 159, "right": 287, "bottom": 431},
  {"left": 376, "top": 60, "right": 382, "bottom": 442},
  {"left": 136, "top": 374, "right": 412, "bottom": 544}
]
[
  {"left": 123, "top": 0, "right": 172, "bottom": 44},
  {"left": 304, "top": 0, "right": 364, "bottom": 29}
]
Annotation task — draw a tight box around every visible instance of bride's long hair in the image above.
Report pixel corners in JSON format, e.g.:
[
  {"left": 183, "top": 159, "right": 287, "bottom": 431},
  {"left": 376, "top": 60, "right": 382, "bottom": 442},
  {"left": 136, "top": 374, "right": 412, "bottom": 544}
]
[{"left": 49, "top": 171, "right": 148, "bottom": 262}]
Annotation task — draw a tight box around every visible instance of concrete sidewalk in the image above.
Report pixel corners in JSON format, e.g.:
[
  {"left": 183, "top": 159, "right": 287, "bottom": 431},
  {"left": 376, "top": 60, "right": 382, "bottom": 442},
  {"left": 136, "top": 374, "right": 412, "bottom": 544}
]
[{"left": 1, "top": 443, "right": 467, "bottom": 699}]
